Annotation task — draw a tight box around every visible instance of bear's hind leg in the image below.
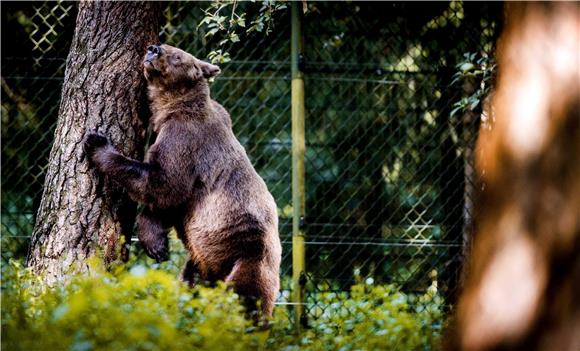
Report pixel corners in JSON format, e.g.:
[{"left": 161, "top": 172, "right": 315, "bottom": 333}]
[{"left": 225, "top": 258, "right": 278, "bottom": 325}]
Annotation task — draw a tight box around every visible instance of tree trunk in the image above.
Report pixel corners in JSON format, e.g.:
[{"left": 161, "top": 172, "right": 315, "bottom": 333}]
[{"left": 27, "top": 1, "right": 160, "bottom": 283}]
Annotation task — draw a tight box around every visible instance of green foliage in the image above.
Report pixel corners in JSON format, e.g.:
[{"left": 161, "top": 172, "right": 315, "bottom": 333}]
[
  {"left": 199, "top": 0, "right": 288, "bottom": 63},
  {"left": 2, "top": 260, "right": 260, "bottom": 351},
  {"left": 450, "top": 52, "right": 496, "bottom": 118},
  {"left": 2, "top": 260, "right": 443, "bottom": 350},
  {"left": 271, "top": 283, "right": 443, "bottom": 351}
]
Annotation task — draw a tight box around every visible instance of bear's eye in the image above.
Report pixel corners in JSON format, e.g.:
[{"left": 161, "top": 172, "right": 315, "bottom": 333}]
[{"left": 169, "top": 54, "right": 181, "bottom": 65}]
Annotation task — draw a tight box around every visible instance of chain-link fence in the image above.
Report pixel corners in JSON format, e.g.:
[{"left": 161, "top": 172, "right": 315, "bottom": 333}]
[
  {"left": 2, "top": 2, "right": 77, "bottom": 261},
  {"left": 1, "top": 1, "right": 501, "bottom": 323}
]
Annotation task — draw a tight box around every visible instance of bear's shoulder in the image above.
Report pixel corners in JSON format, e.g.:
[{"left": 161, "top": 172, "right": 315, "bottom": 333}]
[{"left": 210, "top": 99, "right": 232, "bottom": 128}]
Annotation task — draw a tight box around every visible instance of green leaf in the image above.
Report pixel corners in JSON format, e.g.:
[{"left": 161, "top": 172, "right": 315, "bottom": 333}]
[
  {"left": 229, "top": 33, "right": 240, "bottom": 43},
  {"left": 459, "top": 62, "right": 475, "bottom": 73},
  {"left": 450, "top": 106, "right": 462, "bottom": 118},
  {"left": 469, "top": 99, "right": 480, "bottom": 110},
  {"left": 205, "top": 28, "right": 220, "bottom": 38},
  {"left": 237, "top": 14, "right": 246, "bottom": 28}
]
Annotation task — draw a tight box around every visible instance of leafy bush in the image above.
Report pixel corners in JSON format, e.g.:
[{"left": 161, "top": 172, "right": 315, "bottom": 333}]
[
  {"left": 1, "top": 260, "right": 443, "bottom": 350},
  {"left": 270, "top": 282, "right": 443, "bottom": 351}
]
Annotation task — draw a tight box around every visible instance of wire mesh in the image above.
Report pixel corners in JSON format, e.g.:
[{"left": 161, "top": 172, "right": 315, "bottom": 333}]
[
  {"left": 1, "top": 1, "right": 500, "bottom": 322},
  {"left": 299, "top": 2, "right": 500, "bottom": 320}
]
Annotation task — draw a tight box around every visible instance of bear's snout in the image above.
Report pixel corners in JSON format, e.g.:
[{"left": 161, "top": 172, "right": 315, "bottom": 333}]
[
  {"left": 147, "top": 44, "right": 161, "bottom": 56},
  {"left": 145, "top": 44, "right": 162, "bottom": 64}
]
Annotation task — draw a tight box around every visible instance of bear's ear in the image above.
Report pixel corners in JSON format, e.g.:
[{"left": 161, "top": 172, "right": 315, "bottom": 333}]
[{"left": 200, "top": 61, "right": 221, "bottom": 79}]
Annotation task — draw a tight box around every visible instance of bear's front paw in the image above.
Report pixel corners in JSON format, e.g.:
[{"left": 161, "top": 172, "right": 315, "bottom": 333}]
[{"left": 84, "top": 132, "right": 109, "bottom": 155}]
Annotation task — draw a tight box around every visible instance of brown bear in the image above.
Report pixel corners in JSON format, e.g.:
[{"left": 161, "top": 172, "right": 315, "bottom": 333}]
[{"left": 84, "top": 44, "right": 282, "bottom": 319}]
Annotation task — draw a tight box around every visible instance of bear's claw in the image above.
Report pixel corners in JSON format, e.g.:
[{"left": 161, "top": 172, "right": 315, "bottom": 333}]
[
  {"left": 140, "top": 233, "right": 170, "bottom": 263},
  {"left": 84, "top": 132, "right": 109, "bottom": 153}
]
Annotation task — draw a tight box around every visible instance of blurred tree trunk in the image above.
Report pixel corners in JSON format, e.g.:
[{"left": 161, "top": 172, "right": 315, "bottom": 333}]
[{"left": 27, "top": 2, "right": 161, "bottom": 283}]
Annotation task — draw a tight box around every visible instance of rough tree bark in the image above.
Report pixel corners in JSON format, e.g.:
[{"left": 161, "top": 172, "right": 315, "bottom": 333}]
[{"left": 27, "top": 2, "right": 161, "bottom": 283}]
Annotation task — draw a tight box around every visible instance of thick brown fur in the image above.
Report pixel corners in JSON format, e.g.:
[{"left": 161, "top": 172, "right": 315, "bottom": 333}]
[
  {"left": 452, "top": 3, "right": 579, "bottom": 351},
  {"left": 84, "top": 44, "right": 282, "bottom": 319}
]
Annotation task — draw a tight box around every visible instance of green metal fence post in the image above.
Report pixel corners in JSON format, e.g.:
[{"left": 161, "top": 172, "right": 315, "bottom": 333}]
[{"left": 291, "top": 0, "right": 306, "bottom": 332}]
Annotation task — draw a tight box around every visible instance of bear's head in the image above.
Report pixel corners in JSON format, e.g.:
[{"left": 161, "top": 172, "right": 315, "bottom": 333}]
[{"left": 143, "top": 44, "right": 220, "bottom": 87}]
